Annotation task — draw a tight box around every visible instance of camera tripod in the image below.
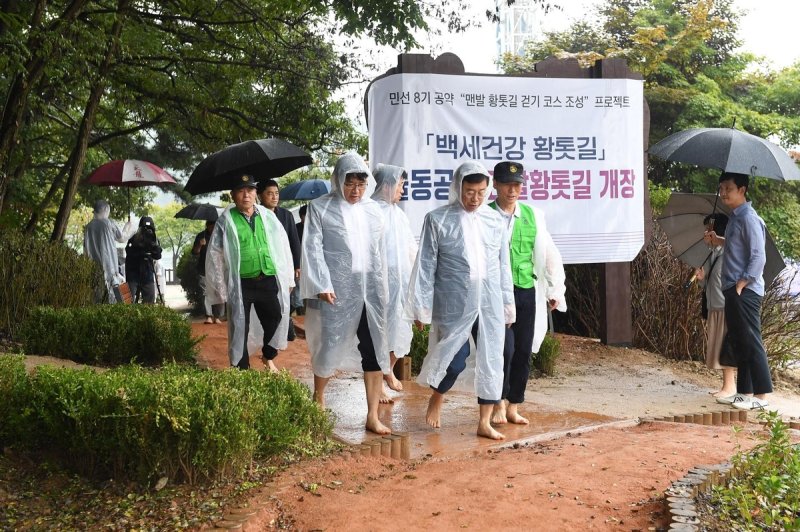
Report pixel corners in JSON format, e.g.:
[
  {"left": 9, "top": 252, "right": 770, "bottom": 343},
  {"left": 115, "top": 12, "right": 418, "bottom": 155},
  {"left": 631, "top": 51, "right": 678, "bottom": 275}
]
[{"left": 133, "top": 257, "right": 164, "bottom": 305}]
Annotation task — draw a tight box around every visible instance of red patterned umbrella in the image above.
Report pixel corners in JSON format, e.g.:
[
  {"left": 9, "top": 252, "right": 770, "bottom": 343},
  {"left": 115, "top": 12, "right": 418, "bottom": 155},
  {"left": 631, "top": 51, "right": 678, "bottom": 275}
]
[
  {"left": 86, "top": 159, "right": 176, "bottom": 187},
  {"left": 86, "top": 159, "right": 176, "bottom": 216}
]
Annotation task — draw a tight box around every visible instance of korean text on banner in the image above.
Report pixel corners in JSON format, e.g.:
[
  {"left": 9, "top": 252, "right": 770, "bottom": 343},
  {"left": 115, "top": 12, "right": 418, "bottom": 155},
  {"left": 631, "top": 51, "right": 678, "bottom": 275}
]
[{"left": 367, "top": 73, "right": 645, "bottom": 264}]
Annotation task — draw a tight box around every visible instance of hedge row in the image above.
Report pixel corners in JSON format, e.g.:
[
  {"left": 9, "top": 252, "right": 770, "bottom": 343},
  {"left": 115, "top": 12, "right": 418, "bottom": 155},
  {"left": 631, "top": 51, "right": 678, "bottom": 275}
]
[
  {"left": 0, "top": 356, "right": 333, "bottom": 484},
  {"left": 19, "top": 304, "right": 199, "bottom": 366}
]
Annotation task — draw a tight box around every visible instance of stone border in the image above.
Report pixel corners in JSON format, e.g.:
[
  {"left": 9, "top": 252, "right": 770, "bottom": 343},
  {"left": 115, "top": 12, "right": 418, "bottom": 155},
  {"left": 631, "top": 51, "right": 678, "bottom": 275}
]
[{"left": 660, "top": 416, "right": 800, "bottom": 531}]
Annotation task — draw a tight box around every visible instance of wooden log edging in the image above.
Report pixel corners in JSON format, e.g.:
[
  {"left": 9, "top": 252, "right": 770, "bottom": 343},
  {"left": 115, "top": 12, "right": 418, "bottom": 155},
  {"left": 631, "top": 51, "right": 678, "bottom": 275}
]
[{"left": 658, "top": 419, "right": 800, "bottom": 531}]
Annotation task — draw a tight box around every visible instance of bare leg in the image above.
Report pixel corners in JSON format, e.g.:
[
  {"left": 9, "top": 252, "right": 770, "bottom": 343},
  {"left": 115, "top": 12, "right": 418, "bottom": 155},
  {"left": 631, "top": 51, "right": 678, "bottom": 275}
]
[
  {"left": 383, "top": 351, "right": 403, "bottom": 392},
  {"left": 426, "top": 391, "right": 444, "bottom": 428},
  {"left": 713, "top": 367, "right": 736, "bottom": 397},
  {"left": 491, "top": 399, "right": 508, "bottom": 424},
  {"left": 364, "top": 371, "right": 391, "bottom": 435},
  {"left": 313, "top": 375, "right": 329, "bottom": 409},
  {"left": 478, "top": 404, "right": 506, "bottom": 440},
  {"left": 506, "top": 402, "right": 529, "bottom": 425}
]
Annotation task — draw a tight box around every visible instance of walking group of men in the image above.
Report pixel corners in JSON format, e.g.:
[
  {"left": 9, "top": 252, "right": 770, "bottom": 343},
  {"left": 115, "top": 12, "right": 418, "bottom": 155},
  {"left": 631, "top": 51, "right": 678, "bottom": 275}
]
[{"left": 205, "top": 152, "right": 567, "bottom": 440}]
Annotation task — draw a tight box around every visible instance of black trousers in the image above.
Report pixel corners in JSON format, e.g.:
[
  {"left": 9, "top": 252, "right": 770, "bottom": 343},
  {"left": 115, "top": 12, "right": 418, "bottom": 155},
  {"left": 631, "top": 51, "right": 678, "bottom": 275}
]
[
  {"left": 502, "top": 286, "right": 536, "bottom": 404},
  {"left": 238, "top": 275, "right": 281, "bottom": 370},
  {"left": 356, "top": 306, "right": 381, "bottom": 372},
  {"left": 723, "top": 287, "right": 773, "bottom": 395}
]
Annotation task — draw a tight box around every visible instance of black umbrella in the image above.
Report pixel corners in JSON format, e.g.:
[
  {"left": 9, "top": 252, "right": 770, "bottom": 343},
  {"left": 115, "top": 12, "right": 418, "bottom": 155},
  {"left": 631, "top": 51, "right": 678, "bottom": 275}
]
[
  {"left": 649, "top": 127, "right": 800, "bottom": 181},
  {"left": 280, "top": 179, "right": 331, "bottom": 200},
  {"left": 656, "top": 192, "right": 786, "bottom": 285},
  {"left": 174, "top": 203, "right": 221, "bottom": 221},
  {"left": 185, "top": 138, "right": 312, "bottom": 195}
]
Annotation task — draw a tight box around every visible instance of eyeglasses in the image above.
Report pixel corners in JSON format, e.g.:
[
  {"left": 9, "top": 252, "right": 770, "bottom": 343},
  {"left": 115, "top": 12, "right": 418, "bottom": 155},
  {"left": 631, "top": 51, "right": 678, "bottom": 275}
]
[{"left": 343, "top": 182, "right": 368, "bottom": 190}]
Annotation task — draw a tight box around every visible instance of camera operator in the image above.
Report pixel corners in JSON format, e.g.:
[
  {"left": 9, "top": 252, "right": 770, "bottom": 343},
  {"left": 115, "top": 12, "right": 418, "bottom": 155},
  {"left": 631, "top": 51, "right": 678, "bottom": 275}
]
[{"left": 125, "top": 216, "right": 163, "bottom": 304}]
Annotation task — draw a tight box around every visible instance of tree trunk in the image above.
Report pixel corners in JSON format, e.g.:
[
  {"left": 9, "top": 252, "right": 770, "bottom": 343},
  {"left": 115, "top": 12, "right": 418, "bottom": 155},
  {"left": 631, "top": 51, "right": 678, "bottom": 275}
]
[
  {"left": 50, "top": 0, "right": 129, "bottom": 241},
  {"left": 0, "top": 0, "right": 90, "bottom": 218}
]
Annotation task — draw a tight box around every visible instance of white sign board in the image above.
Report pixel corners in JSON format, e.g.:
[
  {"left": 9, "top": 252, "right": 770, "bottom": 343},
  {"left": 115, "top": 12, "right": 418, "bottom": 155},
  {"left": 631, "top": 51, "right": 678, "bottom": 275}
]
[{"left": 367, "top": 73, "right": 645, "bottom": 264}]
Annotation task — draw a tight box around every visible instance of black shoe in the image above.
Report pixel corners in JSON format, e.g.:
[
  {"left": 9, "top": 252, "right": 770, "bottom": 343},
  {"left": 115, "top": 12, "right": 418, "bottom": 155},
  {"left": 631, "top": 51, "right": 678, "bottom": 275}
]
[{"left": 287, "top": 319, "right": 296, "bottom": 341}]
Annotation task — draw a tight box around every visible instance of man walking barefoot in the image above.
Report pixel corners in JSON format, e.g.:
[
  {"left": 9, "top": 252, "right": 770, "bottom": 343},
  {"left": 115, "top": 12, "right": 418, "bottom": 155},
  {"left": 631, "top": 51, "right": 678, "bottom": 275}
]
[{"left": 406, "top": 161, "right": 515, "bottom": 440}]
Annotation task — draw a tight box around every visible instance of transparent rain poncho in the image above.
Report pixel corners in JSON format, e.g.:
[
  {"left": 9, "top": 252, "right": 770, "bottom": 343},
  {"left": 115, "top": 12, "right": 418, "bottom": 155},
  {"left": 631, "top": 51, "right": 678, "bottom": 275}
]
[
  {"left": 405, "top": 161, "right": 516, "bottom": 401},
  {"left": 371, "top": 164, "right": 418, "bottom": 359},
  {"left": 83, "top": 200, "right": 133, "bottom": 303},
  {"left": 301, "top": 152, "right": 389, "bottom": 377},
  {"left": 205, "top": 204, "right": 294, "bottom": 367}
]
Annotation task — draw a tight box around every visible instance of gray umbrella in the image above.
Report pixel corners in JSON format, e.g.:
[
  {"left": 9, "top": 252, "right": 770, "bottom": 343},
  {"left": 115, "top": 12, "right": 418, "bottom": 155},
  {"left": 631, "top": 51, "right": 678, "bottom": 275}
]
[
  {"left": 656, "top": 192, "right": 786, "bottom": 285},
  {"left": 649, "top": 127, "right": 800, "bottom": 181}
]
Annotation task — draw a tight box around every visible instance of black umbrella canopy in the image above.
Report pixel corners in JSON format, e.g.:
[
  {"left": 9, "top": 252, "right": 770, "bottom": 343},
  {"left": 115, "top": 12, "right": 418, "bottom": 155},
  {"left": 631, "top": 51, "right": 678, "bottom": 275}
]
[
  {"left": 186, "top": 138, "right": 312, "bottom": 195},
  {"left": 649, "top": 127, "right": 800, "bottom": 181},
  {"left": 174, "top": 203, "right": 221, "bottom": 221},
  {"left": 279, "top": 179, "right": 331, "bottom": 200},
  {"left": 656, "top": 192, "right": 786, "bottom": 285}
]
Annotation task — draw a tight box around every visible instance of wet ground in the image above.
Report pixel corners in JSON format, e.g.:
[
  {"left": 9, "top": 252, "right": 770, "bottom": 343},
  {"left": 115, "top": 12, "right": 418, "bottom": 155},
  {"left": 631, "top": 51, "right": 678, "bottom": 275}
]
[{"left": 193, "top": 317, "right": 629, "bottom": 459}]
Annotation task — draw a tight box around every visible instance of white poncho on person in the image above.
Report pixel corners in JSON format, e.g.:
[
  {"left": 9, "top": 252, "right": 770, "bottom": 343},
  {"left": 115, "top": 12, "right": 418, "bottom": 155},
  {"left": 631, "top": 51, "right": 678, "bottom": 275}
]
[
  {"left": 205, "top": 204, "right": 294, "bottom": 367},
  {"left": 371, "top": 163, "right": 418, "bottom": 360},
  {"left": 405, "top": 161, "right": 516, "bottom": 401},
  {"left": 83, "top": 200, "right": 133, "bottom": 303},
  {"left": 300, "top": 152, "right": 389, "bottom": 377}
]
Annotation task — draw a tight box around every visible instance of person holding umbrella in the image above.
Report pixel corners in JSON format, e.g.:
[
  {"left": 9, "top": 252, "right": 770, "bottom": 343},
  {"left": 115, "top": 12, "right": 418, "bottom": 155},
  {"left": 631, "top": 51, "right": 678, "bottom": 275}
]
[
  {"left": 257, "top": 179, "right": 301, "bottom": 340},
  {"left": 192, "top": 220, "right": 225, "bottom": 323},
  {"left": 205, "top": 174, "right": 294, "bottom": 371},
  {"left": 83, "top": 199, "right": 133, "bottom": 303},
  {"left": 300, "top": 152, "right": 391, "bottom": 435},
  {"left": 706, "top": 172, "right": 772, "bottom": 410}
]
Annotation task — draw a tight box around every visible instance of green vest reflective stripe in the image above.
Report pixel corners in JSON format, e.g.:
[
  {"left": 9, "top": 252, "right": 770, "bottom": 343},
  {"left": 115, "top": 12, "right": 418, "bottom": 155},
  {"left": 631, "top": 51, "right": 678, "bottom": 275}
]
[
  {"left": 231, "top": 210, "right": 276, "bottom": 278},
  {"left": 490, "top": 201, "right": 537, "bottom": 288}
]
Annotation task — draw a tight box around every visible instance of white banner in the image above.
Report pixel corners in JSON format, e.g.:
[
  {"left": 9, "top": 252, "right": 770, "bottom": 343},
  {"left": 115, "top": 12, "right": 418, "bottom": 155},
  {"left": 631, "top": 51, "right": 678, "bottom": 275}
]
[{"left": 367, "top": 73, "right": 645, "bottom": 263}]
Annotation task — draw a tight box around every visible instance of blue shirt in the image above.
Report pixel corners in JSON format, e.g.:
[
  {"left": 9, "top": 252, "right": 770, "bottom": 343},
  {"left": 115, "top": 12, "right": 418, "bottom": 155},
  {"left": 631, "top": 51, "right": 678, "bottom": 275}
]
[{"left": 721, "top": 201, "right": 766, "bottom": 296}]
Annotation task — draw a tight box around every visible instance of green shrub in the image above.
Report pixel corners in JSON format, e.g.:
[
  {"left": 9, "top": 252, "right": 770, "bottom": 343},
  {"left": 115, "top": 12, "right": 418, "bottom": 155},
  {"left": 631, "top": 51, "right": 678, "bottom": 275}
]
[
  {"left": 19, "top": 305, "right": 199, "bottom": 366},
  {"left": 409, "top": 324, "right": 430, "bottom": 376},
  {"left": 531, "top": 334, "right": 560, "bottom": 377},
  {"left": 0, "top": 230, "right": 100, "bottom": 339},
  {"left": 0, "top": 355, "right": 31, "bottom": 447},
  {"left": 177, "top": 245, "right": 204, "bottom": 314},
  {"left": 708, "top": 411, "right": 800, "bottom": 530},
  {"left": 0, "top": 363, "right": 333, "bottom": 484}
]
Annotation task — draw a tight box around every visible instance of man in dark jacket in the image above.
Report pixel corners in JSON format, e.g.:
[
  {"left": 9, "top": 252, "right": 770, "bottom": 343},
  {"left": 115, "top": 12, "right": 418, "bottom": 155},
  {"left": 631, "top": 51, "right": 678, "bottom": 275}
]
[
  {"left": 125, "top": 216, "right": 163, "bottom": 304},
  {"left": 258, "top": 179, "right": 301, "bottom": 339}
]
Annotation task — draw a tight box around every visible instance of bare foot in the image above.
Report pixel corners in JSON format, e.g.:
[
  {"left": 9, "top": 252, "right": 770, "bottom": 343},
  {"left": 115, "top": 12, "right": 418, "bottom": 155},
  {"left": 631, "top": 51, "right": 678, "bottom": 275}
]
[
  {"left": 477, "top": 422, "right": 506, "bottom": 440},
  {"left": 379, "top": 391, "right": 395, "bottom": 404},
  {"left": 313, "top": 390, "right": 325, "bottom": 409},
  {"left": 506, "top": 404, "right": 529, "bottom": 425},
  {"left": 712, "top": 388, "right": 736, "bottom": 398},
  {"left": 426, "top": 393, "right": 444, "bottom": 428},
  {"left": 265, "top": 360, "right": 279, "bottom": 374},
  {"left": 366, "top": 417, "right": 391, "bottom": 435},
  {"left": 204, "top": 317, "right": 213, "bottom": 324},
  {"left": 384, "top": 372, "right": 403, "bottom": 392},
  {"left": 491, "top": 401, "right": 507, "bottom": 424}
]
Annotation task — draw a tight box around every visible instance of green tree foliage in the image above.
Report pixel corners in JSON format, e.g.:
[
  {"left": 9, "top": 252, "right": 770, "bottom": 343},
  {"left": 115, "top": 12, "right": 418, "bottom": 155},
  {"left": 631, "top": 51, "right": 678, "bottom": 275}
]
[
  {"left": 0, "top": 0, "right": 497, "bottom": 240},
  {"left": 499, "top": 0, "right": 800, "bottom": 259}
]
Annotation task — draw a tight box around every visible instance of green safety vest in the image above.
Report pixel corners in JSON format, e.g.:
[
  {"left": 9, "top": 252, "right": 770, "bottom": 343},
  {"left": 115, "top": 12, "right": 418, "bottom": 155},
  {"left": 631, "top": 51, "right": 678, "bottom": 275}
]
[
  {"left": 490, "top": 201, "right": 537, "bottom": 288},
  {"left": 231, "top": 210, "right": 276, "bottom": 278}
]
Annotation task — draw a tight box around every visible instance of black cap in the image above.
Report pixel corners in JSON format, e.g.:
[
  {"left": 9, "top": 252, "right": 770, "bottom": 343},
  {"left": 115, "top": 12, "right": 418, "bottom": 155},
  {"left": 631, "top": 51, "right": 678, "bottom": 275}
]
[
  {"left": 139, "top": 216, "right": 155, "bottom": 230},
  {"left": 493, "top": 161, "right": 524, "bottom": 184},
  {"left": 231, "top": 174, "right": 258, "bottom": 191}
]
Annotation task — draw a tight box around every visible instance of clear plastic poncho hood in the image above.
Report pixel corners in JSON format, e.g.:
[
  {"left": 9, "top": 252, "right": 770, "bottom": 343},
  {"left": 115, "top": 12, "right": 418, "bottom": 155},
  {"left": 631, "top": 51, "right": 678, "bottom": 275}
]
[
  {"left": 405, "top": 161, "right": 516, "bottom": 400},
  {"left": 301, "top": 152, "right": 389, "bottom": 376},
  {"left": 371, "top": 164, "right": 417, "bottom": 358}
]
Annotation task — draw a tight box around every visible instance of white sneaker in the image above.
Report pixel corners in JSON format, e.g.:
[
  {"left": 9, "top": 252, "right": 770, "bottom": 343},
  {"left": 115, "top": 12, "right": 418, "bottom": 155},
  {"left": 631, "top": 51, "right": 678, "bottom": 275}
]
[
  {"left": 716, "top": 393, "right": 750, "bottom": 406},
  {"left": 733, "top": 398, "right": 769, "bottom": 410}
]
